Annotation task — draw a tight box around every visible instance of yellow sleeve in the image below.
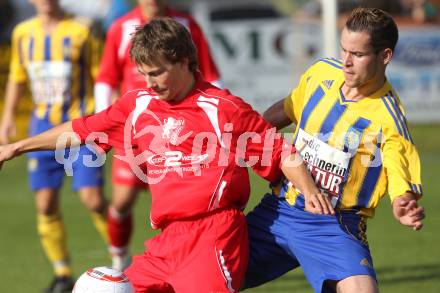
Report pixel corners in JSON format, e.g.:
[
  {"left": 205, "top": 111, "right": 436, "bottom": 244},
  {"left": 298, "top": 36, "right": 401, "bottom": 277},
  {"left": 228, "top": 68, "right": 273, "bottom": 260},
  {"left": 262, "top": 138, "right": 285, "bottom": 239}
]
[
  {"left": 382, "top": 128, "right": 423, "bottom": 202},
  {"left": 283, "top": 71, "right": 310, "bottom": 125},
  {"left": 8, "top": 25, "right": 27, "bottom": 83}
]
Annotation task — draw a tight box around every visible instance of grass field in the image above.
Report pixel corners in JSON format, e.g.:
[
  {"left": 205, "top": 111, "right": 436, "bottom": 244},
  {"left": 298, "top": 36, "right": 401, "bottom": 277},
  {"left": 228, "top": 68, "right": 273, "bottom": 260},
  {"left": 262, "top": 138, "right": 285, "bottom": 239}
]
[{"left": 0, "top": 124, "right": 439, "bottom": 292}]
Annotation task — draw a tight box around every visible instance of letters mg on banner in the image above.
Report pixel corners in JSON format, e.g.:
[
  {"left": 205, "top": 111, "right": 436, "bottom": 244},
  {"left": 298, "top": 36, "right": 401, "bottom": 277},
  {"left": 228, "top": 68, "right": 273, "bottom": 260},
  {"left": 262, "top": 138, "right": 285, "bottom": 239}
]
[
  {"left": 208, "top": 20, "right": 440, "bottom": 123},
  {"left": 209, "top": 19, "right": 323, "bottom": 114}
]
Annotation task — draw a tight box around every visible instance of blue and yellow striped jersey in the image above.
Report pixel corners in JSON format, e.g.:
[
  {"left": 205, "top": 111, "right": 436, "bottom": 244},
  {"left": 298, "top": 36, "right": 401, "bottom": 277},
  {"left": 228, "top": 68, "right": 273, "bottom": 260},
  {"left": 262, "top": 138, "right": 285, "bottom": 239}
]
[
  {"left": 279, "top": 58, "right": 422, "bottom": 218},
  {"left": 9, "top": 15, "right": 97, "bottom": 125}
]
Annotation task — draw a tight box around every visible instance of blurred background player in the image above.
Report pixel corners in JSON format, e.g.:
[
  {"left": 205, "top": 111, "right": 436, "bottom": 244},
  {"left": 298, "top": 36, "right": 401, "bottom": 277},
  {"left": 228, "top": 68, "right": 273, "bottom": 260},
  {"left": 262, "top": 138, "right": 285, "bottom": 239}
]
[
  {"left": 0, "top": 0, "right": 108, "bottom": 291},
  {"left": 94, "top": 0, "right": 222, "bottom": 270}
]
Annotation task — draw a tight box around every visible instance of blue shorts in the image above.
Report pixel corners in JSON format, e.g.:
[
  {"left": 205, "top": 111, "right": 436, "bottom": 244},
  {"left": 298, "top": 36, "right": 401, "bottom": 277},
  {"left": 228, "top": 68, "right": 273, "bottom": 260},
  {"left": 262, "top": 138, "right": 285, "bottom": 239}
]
[
  {"left": 244, "top": 193, "right": 376, "bottom": 293},
  {"left": 27, "top": 113, "right": 104, "bottom": 191}
]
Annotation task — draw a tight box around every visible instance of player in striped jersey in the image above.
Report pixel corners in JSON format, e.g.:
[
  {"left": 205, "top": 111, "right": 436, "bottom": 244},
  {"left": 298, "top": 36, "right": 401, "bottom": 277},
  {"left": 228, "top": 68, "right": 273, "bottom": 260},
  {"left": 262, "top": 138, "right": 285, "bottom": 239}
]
[
  {"left": 244, "top": 8, "right": 425, "bottom": 293},
  {"left": 0, "top": 0, "right": 108, "bottom": 291}
]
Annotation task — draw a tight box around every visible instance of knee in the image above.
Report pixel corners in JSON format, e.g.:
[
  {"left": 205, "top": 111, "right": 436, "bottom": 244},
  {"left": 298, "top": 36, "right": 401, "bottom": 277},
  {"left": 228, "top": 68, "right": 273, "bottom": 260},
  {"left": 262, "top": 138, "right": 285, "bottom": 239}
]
[
  {"left": 336, "top": 275, "right": 378, "bottom": 293},
  {"left": 110, "top": 186, "right": 138, "bottom": 213},
  {"left": 35, "top": 189, "right": 59, "bottom": 215},
  {"left": 79, "top": 187, "right": 107, "bottom": 213}
]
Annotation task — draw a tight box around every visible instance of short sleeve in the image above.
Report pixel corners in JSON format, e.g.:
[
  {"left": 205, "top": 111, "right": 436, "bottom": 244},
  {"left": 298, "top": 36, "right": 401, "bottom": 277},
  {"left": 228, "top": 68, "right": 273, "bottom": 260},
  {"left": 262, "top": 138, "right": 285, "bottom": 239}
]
[
  {"left": 8, "top": 26, "right": 27, "bottom": 83},
  {"left": 72, "top": 95, "right": 131, "bottom": 150}
]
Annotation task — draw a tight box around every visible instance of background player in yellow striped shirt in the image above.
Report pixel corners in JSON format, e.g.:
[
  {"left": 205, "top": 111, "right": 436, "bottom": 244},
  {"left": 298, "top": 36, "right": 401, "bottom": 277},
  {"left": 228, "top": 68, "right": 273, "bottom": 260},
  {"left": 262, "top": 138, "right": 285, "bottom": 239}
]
[
  {"left": 244, "top": 7, "right": 425, "bottom": 293},
  {"left": 0, "top": 0, "right": 108, "bottom": 292}
]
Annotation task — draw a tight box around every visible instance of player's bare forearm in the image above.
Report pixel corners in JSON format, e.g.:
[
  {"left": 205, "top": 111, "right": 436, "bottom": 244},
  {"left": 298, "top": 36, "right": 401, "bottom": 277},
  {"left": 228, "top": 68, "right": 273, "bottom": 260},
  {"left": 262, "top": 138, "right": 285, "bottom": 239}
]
[
  {"left": 17, "top": 121, "right": 80, "bottom": 153},
  {"left": 281, "top": 152, "right": 335, "bottom": 215},
  {"left": 392, "top": 192, "right": 425, "bottom": 230},
  {"left": 0, "top": 121, "right": 81, "bottom": 169},
  {"left": 263, "top": 98, "right": 292, "bottom": 130}
]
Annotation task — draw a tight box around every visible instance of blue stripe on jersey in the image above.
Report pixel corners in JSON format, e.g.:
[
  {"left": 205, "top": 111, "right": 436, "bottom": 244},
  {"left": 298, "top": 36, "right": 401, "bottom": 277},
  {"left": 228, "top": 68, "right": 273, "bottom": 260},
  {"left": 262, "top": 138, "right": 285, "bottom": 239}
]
[
  {"left": 299, "top": 86, "right": 325, "bottom": 130},
  {"left": 29, "top": 37, "right": 34, "bottom": 61},
  {"left": 63, "top": 37, "right": 71, "bottom": 61},
  {"left": 62, "top": 103, "right": 69, "bottom": 122},
  {"left": 44, "top": 35, "right": 51, "bottom": 61},
  {"left": 382, "top": 96, "right": 404, "bottom": 137},
  {"left": 388, "top": 91, "right": 414, "bottom": 143},
  {"left": 340, "top": 88, "right": 357, "bottom": 103},
  {"left": 343, "top": 117, "right": 371, "bottom": 153},
  {"left": 338, "top": 118, "right": 371, "bottom": 207},
  {"left": 319, "top": 58, "right": 343, "bottom": 69},
  {"left": 329, "top": 57, "right": 343, "bottom": 65},
  {"left": 413, "top": 183, "right": 423, "bottom": 195},
  {"left": 319, "top": 100, "right": 347, "bottom": 136},
  {"left": 357, "top": 131, "right": 383, "bottom": 208},
  {"left": 411, "top": 183, "right": 418, "bottom": 194},
  {"left": 384, "top": 94, "right": 409, "bottom": 141}
]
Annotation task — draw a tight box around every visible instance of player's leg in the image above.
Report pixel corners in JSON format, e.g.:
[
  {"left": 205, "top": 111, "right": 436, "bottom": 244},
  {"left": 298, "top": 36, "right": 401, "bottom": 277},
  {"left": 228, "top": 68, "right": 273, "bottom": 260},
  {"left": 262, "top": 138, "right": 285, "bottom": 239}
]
[
  {"left": 108, "top": 183, "right": 139, "bottom": 270},
  {"left": 124, "top": 233, "right": 176, "bottom": 293},
  {"left": 335, "top": 275, "right": 378, "bottom": 293},
  {"left": 108, "top": 149, "right": 148, "bottom": 270},
  {"left": 169, "top": 208, "right": 249, "bottom": 293},
  {"left": 286, "top": 195, "right": 377, "bottom": 293},
  {"left": 73, "top": 145, "right": 108, "bottom": 244},
  {"left": 29, "top": 155, "right": 75, "bottom": 292},
  {"left": 243, "top": 193, "right": 300, "bottom": 289}
]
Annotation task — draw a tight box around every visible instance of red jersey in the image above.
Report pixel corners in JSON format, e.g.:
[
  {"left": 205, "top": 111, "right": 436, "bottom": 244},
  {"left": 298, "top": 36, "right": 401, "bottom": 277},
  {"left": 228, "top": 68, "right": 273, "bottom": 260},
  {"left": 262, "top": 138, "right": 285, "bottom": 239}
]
[
  {"left": 96, "top": 6, "right": 221, "bottom": 94},
  {"left": 73, "top": 77, "right": 292, "bottom": 229}
]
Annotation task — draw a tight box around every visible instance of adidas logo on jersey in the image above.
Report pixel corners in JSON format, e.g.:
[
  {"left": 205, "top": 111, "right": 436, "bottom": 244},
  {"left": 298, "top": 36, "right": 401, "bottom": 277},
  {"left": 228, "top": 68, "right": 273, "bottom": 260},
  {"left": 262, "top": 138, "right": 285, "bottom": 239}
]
[{"left": 322, "top": 80, "right": 334, "bottom": 89}]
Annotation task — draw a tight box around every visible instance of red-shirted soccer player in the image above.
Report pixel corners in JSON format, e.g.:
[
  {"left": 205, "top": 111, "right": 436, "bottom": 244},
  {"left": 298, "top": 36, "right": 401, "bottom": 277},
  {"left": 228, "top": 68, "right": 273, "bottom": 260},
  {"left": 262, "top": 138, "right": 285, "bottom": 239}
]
[
  {"left": 0, "top": 18, "right": 331, "bottom": 292},
  {"left": 94, "top": 0, "right": 222, "bottom": 270}
]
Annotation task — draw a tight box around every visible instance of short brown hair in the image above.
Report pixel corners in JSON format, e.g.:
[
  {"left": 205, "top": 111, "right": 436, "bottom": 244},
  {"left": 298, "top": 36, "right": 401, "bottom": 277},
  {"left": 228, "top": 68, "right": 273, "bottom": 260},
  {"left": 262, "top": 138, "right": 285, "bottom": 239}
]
[
  {"left": 346, "top": 7, "right": 398, "bottom": 52},
  {"left": 130, "top": 17, "right": 198, "bottom": 72}
]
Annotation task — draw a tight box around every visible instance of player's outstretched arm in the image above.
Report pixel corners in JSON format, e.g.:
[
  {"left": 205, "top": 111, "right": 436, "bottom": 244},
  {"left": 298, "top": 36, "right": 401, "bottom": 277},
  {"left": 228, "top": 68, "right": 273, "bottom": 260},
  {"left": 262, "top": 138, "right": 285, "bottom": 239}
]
[
  {"left": 392, "top": 192, "right": 425, "bottom": 231},
  {"left": 263, "top": 98, "right": 292, "bottom": 130},
  {"left": 0, "top": 121, "right": 79, "bottom": 170},
  {"left": 281, "top": 152, "right": 335, "bottom": 215}
]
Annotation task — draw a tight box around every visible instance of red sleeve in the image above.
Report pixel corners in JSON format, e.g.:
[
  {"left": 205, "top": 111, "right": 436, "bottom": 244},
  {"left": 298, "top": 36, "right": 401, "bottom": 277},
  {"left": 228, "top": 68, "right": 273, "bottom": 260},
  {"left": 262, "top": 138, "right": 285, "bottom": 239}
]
[
  {"left": 72, "top": 96, "right": 131, "bottom": 151},
  {"left": 95, "top": 22, "right": 123, "bottom": 89},
  {"left": 232, "top": 100, "right": 296, "bottom": 183},
  {"left": 187, "top": 17, "right": 221, "bottom": 83}
]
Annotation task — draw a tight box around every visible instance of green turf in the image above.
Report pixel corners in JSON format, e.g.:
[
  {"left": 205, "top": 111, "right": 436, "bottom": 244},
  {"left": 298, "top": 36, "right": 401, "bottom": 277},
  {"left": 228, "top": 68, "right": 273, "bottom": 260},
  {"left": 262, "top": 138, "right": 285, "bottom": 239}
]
[{"left": 0, "top": 124, "right": 439, "bottom": 292}]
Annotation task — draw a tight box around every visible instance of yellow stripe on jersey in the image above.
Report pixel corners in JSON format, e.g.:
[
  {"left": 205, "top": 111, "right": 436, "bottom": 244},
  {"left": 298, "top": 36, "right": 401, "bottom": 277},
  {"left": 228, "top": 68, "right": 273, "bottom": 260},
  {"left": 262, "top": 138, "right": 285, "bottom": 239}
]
[
  {"left": 8, "top": 16, "right": 96, "bottom": 125},
  {"left": 280, "top": 59, "right": 422, "bottom": 218}
]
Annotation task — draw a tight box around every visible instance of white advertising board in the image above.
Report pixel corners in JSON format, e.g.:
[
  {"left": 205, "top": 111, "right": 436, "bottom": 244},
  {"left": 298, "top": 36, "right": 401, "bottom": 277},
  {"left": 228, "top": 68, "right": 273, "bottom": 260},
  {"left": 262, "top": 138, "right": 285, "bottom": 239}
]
[{"left": 208, "top": 19, "right": 440, "bottom": 123}]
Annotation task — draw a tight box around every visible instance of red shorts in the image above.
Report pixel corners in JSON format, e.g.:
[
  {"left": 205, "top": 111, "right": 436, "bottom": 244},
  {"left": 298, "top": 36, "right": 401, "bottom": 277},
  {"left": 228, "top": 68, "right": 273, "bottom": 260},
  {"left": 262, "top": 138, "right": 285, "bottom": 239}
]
[
  {"left": 124, "top": 208, "right": 248, "bottom": 293},
  {"left": 112, "top": 148, "right": 148, "bottom": 188}
]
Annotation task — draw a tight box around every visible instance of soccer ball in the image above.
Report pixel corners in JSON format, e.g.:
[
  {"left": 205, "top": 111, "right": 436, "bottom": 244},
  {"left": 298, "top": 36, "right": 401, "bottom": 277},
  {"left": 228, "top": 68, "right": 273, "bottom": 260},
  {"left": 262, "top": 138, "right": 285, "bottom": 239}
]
[{"left": 73, "top": 266, "right": 134, "bottom": 293}]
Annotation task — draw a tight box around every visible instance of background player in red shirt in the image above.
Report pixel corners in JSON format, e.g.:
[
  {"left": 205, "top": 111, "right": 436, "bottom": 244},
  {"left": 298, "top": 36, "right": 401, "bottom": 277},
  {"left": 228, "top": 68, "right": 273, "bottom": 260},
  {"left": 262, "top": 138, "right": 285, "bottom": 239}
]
[
  {"left": 0, "top": 18, "right": 332, "bottom": 292},
  {"left": 94, "top": 0, "right": 222, "bottom": 270}
]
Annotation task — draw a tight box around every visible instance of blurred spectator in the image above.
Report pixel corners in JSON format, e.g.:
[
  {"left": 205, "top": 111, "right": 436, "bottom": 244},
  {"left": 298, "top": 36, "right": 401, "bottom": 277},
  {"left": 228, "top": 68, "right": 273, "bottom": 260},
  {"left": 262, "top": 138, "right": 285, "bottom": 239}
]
[
  {"left": 401, "top": 0, "right": 438, "bottom": 23},
  {"left": 60, "top": 0, "right": 133, "bottom": 32}
]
